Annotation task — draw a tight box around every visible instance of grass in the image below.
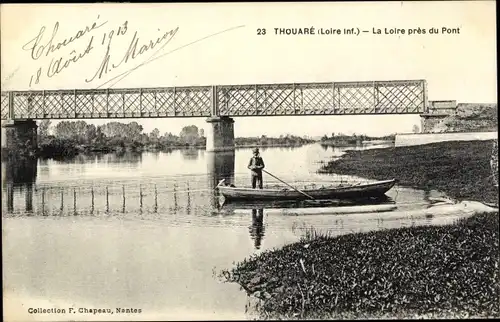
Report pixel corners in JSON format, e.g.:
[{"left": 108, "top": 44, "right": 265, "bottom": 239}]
[
  {"left": 223, "top": 212, "right": 499, "bottom": 319},
  {"left": 318, "top": 140, "right": 498, "bottom": 205}
]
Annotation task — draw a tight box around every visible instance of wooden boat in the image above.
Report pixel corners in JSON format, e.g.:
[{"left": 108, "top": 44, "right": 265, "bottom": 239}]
[{"left": 217, "top": 179, "right": 396, "bottom": 201}]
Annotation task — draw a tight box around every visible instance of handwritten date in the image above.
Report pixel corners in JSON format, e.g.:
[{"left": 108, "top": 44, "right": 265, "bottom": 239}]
[{"left": 23, "top": 16, "right": 179, "bottom": 88}]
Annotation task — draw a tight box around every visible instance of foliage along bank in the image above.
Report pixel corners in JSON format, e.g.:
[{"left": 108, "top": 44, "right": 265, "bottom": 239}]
[
  {"left": 319, "top": 133, "right": 396, "bottom": 147},
  {"left": 36, "top": 121, "right": 206, "bottom": 158},
  {"left": 32, "top": 120, "right": 317, "bottom": 159}
]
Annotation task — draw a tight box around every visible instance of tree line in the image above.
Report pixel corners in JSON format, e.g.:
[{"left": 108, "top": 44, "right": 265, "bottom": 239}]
[
  {"left": 235, "top": 135, "right": 315, "bottom": 147},
  {"left": 319, "top": 132, "right": 395, "bottom": 146},
  {"left": 37, "top": 120, "right": 316, "bottom": 158},
  {"left": 38, "top": 120, "right": 207, "bottom": 157}
]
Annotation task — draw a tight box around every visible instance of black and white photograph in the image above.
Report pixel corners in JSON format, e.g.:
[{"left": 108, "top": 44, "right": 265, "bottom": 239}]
[{"left": 1, "top": 1, "right": 498, "bottom": 320}]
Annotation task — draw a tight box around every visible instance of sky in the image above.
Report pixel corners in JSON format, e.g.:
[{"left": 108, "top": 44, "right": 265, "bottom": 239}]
[{"left": 1, "top": 2, "right": 496, "bottom": 137}]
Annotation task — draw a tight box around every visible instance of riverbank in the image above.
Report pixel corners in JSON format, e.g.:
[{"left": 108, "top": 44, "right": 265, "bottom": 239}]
[
  {"left": 318, "top": 139, "right": 498, "bottom": 204},
  {"left": 222, "top": 139, "right": 499, "bottom": 319}
]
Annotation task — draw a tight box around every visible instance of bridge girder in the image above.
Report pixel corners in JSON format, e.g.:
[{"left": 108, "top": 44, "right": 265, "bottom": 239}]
[{"left": 1, "top": 80, "right": 428, "bottom": 120}]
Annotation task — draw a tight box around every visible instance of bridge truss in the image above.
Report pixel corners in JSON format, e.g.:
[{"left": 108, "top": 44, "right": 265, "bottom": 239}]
[{"left": 1, "top": 80, "right": 428, "bottom": 120}]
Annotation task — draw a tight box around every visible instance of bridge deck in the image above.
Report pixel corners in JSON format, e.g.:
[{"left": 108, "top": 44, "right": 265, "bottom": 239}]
[{"left": 1, "top": 80, "right": 428, "bottom": 120}]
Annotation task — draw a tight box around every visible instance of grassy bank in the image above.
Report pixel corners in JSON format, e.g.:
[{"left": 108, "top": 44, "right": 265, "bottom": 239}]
[
  {"left": 223, "top": 139, "right": 499, "bottom": 319},
  {"left": 224, "top": 212, "right": 499, "bottom": 319},
  {"left": 319, "top": 140, "right": 498, "bottom": 205}
]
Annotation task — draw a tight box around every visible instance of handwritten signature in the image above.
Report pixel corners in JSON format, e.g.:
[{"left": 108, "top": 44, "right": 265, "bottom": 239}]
[
  {"left": 94, "top": 24, "right": 245, "bottom": 89},
  {"left": 21, "top": 15, "right": 244, "bottom": 89},
  {"left": 85, "top": 25, "right": 179, "bottom": 84}
]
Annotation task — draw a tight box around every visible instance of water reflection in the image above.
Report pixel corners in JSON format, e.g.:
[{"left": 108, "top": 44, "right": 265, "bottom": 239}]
[
  {"left": 3, "top": 157, "right": 38, "bottom": 186},
  {"left": 181, "top": 148, "right": 200, "bottom": 161},
  {"left": 256, "top": 146, "right": 302, "bottom": 153},
  {"left": 96, "top": 151, "right": 143, "bottom": 164},
  {"left": 221, "top": 195, "right": 396, "bottom": 250},
  {"left": 221, "top": 195, "right": 395, "bottom": 210},
  {"left": 38, "top": 151, "right": 144, "bottom": 165},
  {"left": 2, "top": 157, "right": 37, "bottom": 214},
  {"left": 207, "top": 151, "right": 235, "bottom": 211},
  {"left": 249, "top": 208, "right": 265, "bottom": 249}
]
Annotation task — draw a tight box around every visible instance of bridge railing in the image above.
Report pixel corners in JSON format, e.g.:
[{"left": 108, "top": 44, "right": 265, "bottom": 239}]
[
  {"left": 0, "top": 87, "right": 213, "bottom": 120},
  {"left": 0, "top": 80, "right": 428, "bottom": 120},
  {"left": 217, "top": 80, "right": 427, "bottom": 116}
]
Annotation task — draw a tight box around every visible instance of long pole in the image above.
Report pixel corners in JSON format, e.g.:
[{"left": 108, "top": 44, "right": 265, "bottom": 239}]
[{"left": 263, "top": 169, "right": 315, "bottom": 200}]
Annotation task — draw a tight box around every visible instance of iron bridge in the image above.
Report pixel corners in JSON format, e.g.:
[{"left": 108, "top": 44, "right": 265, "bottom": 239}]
[{"left": 0, "top": 80, "right": 428, "bottom": 120}]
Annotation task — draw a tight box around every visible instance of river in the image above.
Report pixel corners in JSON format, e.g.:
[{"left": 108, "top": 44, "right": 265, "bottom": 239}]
[{"left": 2, "top": 143, "right": 456, "bottom": 320}]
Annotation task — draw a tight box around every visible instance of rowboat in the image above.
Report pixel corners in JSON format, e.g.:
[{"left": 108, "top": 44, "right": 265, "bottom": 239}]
[{"left": 217, "top": 179, "right": 396, "bottom": 201}]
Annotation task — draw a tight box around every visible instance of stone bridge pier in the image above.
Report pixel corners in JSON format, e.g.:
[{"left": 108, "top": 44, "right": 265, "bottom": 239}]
[
  {"left": 419, "top": 100, "right": 457, "bottom": 133},
  {"left": 205, "top": 86, "right": 235, "bottom": 152},
  {"left": 205, "top": 116, "right": 235, "bottom": 152}
]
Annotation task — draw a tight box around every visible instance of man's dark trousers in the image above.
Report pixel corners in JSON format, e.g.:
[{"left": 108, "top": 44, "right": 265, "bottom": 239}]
[{"left": 252, "top": 173, "right": 263, "bottom": 189}]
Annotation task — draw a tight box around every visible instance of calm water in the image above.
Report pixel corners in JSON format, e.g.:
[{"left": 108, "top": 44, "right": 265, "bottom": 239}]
[{"left": 2, "top": 143, "right": 457, "bottom": 320}]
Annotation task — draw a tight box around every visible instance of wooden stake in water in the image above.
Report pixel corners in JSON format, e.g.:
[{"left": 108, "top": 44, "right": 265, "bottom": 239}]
[
  {"left": 91, "top": 187, "right": 95, "bottom": 214},
  {"left": 106, "top": 186, "right": 109, "bottom": 213},
  {"left": 186, "top": 182, "right": 191, "bottom": 214},
  {"left": 139, "top": 185, "right": 143, "bottom": 210},
  {"left": 122, "top": 185, "right": 126, "bottom": 213},
  {"left": 173, "top": 184, "right": 178, "bottom": 209},
  {"left": 154, "top": 184, "right": 158, "bottom": 213},
  {"left": 41, "top": 188, "right": 46, "bottom": 215},
  {"left": 73, "top": 188, "right": 77, "bottom": 215},
  {"left": 60, "top": 189, "right": 64, "bottom": 212}
]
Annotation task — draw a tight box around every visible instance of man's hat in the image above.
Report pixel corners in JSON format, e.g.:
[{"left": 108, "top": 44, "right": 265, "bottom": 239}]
[{"left": 252, "top": 147, "right": 259, "bottom": 153}]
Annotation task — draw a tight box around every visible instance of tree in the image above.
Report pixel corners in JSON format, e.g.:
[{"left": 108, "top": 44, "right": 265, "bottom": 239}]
[
  {"left": 84, "top": 124, "right": 97, "bottom": 144},
  {"left": 38, "top": 120, "right": 51, "bottom": 140},
  {"left": 198, "top": 128, "right": 205, "bottom": 138},
  {"left": 179, "top": 125, "right": 200, "bottom": 145},
  {"left": 125, "top": 122, "right": 144, "bottom": 141},
  {"left": 150, "top": 128, "right": 160, "bottom": 139},
  {"left": 149, "top": 128, "right": 160, "bottom": 144},
  {"left": 54, "top": 120, "right": 88, "bottom": 143},
  {"left": 94, "top": 127, "right": 105, "bottom": 144}
]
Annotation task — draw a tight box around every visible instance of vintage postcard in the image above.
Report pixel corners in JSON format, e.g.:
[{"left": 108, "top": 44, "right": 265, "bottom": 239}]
[{"left": 1, "top": 1, "right": 498, "bottom": 321}]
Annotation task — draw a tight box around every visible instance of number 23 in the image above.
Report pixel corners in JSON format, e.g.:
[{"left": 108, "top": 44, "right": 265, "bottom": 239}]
[{"left": 257, "top": 28, "right": 266, "bottom": 35}]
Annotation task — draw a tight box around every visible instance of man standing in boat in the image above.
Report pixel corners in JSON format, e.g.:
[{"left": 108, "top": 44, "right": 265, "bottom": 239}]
[{"left": 248, "top": 148, "right": 265, "bottom": 189}]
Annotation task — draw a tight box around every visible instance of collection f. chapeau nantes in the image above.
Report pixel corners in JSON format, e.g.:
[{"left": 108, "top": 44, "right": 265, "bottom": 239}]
[{"left": 27, "top": 307, "right": 142, "bottom": 315}]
